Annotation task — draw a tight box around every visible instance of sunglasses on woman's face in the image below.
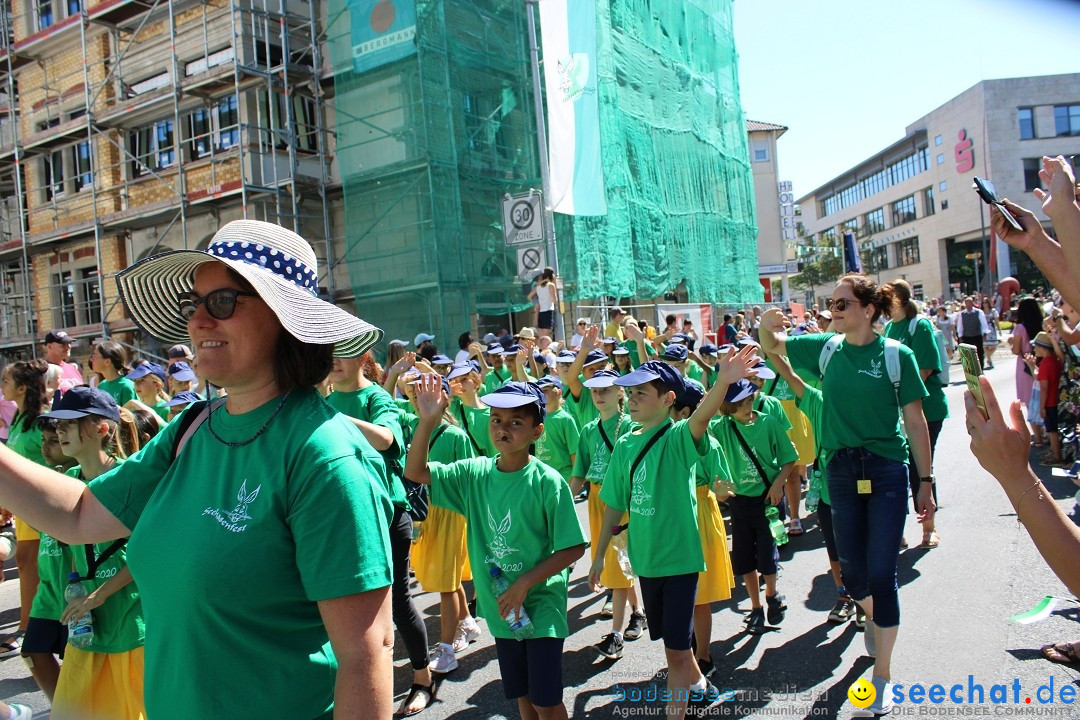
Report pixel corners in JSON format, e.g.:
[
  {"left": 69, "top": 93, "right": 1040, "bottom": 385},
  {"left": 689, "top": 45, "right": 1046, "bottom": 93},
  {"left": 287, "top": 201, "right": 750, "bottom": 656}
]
[
  {"left": 179, "top": 288, "right": 259, "bottom": 321},
  {"left": 827, "top": 298, "right": 862, "bottom": 312}
]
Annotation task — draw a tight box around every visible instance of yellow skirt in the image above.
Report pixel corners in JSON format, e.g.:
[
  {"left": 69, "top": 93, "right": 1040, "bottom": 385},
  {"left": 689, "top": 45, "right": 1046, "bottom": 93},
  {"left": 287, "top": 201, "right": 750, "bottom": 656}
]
[
  {"left": 412, "top": 506, "right": 470, "bottom": 593},
  {"left": 779, "top": 399, "right": 816, "bottom": 465},
  {"left": 14, "top": 517, "right": 37, "bottom": 542},
  {"left": 51, "top": 645, "right": 146, "bottom": 720},
  {"left": 587, "top": 484, "right": 634, "bottom": 589},
  {"left": 696, "top": 485, "right": 734, "bottom": 605}
]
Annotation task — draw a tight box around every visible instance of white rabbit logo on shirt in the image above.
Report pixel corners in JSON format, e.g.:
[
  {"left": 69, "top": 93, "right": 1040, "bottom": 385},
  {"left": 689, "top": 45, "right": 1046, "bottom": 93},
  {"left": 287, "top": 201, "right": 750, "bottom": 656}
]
[
  {"left": 859, "top": 358, "right": 884, "bottom": 380},
  {"left": 203, "top": 479, "right": 262, "bottom": 533},
  {"left": 630, "top": 464, "right": 653, "bottom": 513},
  {"left": 484, "top": 506, "right": 519, "bottom": 562}
]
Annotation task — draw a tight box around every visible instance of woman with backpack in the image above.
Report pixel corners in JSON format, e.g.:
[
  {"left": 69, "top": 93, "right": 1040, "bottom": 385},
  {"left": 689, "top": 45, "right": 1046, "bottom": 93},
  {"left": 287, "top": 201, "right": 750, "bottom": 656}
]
[
  {"left": 884, "top": 280, "right": 947, "bottom": 549},
  {"left": 759, "top": 273, "right": 935, "bottom": 717}
]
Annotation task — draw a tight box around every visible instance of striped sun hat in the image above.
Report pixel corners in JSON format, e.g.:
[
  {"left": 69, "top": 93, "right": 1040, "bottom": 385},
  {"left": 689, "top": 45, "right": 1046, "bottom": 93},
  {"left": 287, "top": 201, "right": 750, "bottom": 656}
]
[{"left": 115, "top": 220, "right": 382, "bottom": 357}]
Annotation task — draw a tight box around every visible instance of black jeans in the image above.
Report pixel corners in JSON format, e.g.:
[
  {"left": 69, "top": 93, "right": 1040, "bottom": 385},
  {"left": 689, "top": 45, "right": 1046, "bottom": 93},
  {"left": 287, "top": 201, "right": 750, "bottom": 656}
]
[
  {"left": 960, "top": 334, "right": 985, "bottom": 368},
  {"left": 391, "top": 506, "right": 429, "bottom": 670}
]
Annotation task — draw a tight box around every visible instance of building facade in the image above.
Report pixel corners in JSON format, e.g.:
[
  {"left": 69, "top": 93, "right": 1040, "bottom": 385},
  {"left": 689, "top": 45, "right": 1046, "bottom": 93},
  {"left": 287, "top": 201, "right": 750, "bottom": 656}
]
[
  {"left": 747, "top": 119, "right": 795, "bottom": 304},
  {"left": 796, "top": 73, "right": 1080, "bottom": 304}
]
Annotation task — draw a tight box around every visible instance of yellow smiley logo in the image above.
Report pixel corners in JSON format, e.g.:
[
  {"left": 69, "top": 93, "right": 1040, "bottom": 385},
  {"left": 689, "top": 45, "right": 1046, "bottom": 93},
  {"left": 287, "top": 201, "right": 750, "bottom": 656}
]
[{"left": 848, "top": 678, "right": 876, "bottom": 709}]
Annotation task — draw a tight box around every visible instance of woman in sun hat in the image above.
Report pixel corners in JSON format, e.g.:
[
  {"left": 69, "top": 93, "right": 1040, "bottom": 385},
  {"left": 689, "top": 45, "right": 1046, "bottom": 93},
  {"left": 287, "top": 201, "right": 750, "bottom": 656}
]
[{"left": 0, "top": 220, "right": 395, "bottom": 719}]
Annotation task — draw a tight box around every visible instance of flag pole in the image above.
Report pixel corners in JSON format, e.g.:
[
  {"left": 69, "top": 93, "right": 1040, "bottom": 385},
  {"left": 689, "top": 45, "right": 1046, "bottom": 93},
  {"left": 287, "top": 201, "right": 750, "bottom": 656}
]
[{"left": 525, "top": 0, "right": 564, "bottom": 341}]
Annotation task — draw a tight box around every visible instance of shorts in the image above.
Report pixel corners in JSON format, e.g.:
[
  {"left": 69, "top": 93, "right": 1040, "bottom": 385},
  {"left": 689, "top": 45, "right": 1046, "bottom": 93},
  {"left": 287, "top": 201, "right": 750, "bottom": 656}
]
[
  {"left": 817, "top": 500, "right": 838, "bottom": 562},
  {"left": 14, "top": 517, "right": 37, "bottom": 542},
  {"left": 728, "top": 492, "right": 779, "bottom": 577},
  {"left": 22, "top": 617, "right": 67, "bottom": 657},
  {"left": 537, "top": 310, "right": 554, "bottom": 330},
  {"left": 1045, "top": 405, "right": 1060, "bottom": 434},
  {"left": 493, "top": 637, "right": 564, "bottom": 707},
  {"left": 638, "top": 573, "right": 697, "bottom": 650}
]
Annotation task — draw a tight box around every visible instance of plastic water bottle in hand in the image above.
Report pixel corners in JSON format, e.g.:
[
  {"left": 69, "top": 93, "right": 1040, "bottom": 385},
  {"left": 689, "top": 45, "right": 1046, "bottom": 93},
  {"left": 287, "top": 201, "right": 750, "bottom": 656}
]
[
  {"left": 610, "top": 524, "right": 635, "bottom": 578},
  {"left": 490, "top": 566, "right": 535, "bottom": 640},
  {"left": 805, "top": 469, "right": 821, "bottom": 514},
  {"left": 64, "top": 572, "right": 94, "bottom": 649},
  {"left": 765, "top": 505, "right": 789, "bottom": 546}
]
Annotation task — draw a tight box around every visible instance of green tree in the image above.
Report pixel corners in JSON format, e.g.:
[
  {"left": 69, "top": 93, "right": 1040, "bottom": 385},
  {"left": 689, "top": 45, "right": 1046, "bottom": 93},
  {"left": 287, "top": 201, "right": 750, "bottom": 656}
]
[{"left": 791, "top": 253, "right": 842, "bottom": 290}]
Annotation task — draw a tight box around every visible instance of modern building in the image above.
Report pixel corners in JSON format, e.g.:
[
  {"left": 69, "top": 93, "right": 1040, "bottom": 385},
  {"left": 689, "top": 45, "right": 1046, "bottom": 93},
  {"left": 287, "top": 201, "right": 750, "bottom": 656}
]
[
  {"left": 795, "top": 73, "right": 1080, "bottom": 304},
  {"left": 747, "top": 119, "right": 796, "bottom": 304}
]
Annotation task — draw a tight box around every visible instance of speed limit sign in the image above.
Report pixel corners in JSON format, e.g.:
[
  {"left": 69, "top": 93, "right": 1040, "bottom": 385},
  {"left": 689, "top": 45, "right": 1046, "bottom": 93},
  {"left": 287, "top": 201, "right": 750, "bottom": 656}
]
[{"left": 501, "top": 191, "right": 545, "bottom": 246}]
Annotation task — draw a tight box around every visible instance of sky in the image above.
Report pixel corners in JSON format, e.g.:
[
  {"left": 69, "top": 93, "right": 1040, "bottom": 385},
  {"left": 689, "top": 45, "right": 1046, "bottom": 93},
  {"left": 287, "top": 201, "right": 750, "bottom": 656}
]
[{"left": 733, "top": 0, "right": 1080, "bottom": 200}]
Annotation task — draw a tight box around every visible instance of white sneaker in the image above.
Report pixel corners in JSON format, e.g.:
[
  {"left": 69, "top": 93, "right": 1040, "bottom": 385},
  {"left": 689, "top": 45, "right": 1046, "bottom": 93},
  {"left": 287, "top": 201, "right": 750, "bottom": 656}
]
[
  {"left": 430, "top": 644, "right": 459, "bottom": 674},
  {"left": 452, "top": 618, "right": 482, "bottom": 653},
  {"left": 8, "top": 704, "right": 32, "bottom": 720},
  {"left": 866, "top": 676, "right": 894, "bottom": 715}
]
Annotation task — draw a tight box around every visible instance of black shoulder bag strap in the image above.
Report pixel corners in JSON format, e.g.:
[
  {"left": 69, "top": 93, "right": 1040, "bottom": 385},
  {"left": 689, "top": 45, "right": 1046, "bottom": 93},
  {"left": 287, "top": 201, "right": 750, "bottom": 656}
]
[
  {"left": 732, "top": 423, "right": 770, "bottom": 485},
  {"left": 72, "top": 470, "right": 127, "bottom": 581},
  {"left": 617, "top": 423, "right": 673, "bottom": 531},
  {"left": 767, "top": 376, "right": 780, "bottom": 396},
  {"left": 597, "top": 418, "right": 615, "bottom": 453},
  {"left": 428, "top": 424, "right": 448, "bottom": 450},
  {"left": 456, "top": 404, "right": 483, "bottom": 456}
]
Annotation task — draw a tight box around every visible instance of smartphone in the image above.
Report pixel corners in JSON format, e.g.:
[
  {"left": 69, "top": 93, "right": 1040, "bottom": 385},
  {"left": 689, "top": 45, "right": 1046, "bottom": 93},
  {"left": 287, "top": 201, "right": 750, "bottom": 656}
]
[
  {"left": 972, "top": 177, "right": 1024, "bottom": 232},
  {"left": 958, "top": 343, "right": 988, "bottom": 419}
]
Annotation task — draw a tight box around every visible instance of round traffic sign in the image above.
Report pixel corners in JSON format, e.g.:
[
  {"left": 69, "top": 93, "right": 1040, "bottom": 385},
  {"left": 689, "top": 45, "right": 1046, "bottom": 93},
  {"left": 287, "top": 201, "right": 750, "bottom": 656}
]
[
  {"left": 521, "top": 247, "right": 542, "bottom": 270},
  {"left": 511, "top": 200, "right": 535, "bottom": 230}
]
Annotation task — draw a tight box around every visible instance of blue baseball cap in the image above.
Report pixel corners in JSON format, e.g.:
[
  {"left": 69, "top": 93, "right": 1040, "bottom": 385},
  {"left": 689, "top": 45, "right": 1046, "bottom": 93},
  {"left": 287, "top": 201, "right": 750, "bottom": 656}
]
[
  {"left": 168, "top": 362, "right": 197, "bottom": 382},
  {"left": 128, "top": 362, "right": 167, "bottom": 384},
  {"left": 661, "top": 344, "right": 688, "bottom": 362},
  {"left": 535, "top": 375, "right": 563, "bottom": 391},
  {"left": 725, "top": 378, "right": 758, "bottom": 404},
  {"left": 167, "top": 390, "right": 205, "bottom": 407},
  {"left": 414, "top": 333, "right": 436, "bottom": 346},
  {"left": 583, "top": 369, "right": 621, "bottom": 388},
  {"left": 408, "top": 372, "right": 451, "bottom": 397},
  {"left": 41, "top": 386, "right": 120, "bottom": 423},
  {"left": 612, "top": 346, "right": 629, "bottom": 356},
  {"left": 479, "top": 381, "right": 547, "bottom": 421},
  {"left": 752, "top": 359, "right": 776, "bottom": 379},
  {"left": 505, "top": 344, "right": 525, "bottom": 354},
  {"left": 699, "top": 343, "right": 719, "bottom": 357},
  {"left": 602, "top": 337, "right": 619, "bottom": 345},
  {"left": 614, "top": 360, "right": 686, "bottom": 394},
  {"left": 486, "top": 343, "right": 505, "bottom": 356},
  {"left": 736, "top": 337, "right": 759, "bottom": 348},
  {"left": 668, "top": 333, "right": 689, "bottom": 345},
  {"left": 583, "top": 349, "right": 609, "bottom": 368},
  {"left": 445, "top": 363, "right": 475, "bottom": 381},
  {"left": 431, "top": 354, "right": 454, "bottom": 366},
  {"left": 675, "top": 378, "right": 705, "bottom": 412},
  {"left": 554, "top": 350, "right": 577, "bottom": 364}
]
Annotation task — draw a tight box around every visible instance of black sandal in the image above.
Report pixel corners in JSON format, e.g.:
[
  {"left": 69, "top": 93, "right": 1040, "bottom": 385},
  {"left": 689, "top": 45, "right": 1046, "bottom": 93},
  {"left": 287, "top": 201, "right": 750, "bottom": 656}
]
[{"left": 396, "top": 682, "right": 437, "bottom": 717}]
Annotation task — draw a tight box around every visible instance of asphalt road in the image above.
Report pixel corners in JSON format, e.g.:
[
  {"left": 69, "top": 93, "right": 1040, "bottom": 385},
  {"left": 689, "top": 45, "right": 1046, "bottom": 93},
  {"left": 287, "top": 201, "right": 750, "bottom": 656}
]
[{"left": 1, "top": 353, "right": 1077, "bottom": 719}]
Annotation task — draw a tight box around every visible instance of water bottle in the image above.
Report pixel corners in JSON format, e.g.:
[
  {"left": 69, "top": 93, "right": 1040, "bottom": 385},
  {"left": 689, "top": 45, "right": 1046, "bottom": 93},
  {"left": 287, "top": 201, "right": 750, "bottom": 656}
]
[
  {"left": 610, "top": 525, "right": 635, "bottom": 578},
  {"left": 765, "top": 505, "right": 789, "bottom": 546},
  {"left": 64, "top": 572, "right": 94, "bottom": 649},
  {"left": 411, "top": 520, "right": 423, "bottom": 542},
  {"left": 490, "top": 566, "right": 535, "bottom": 640},
  {"left": 805, "top": 469, "right": 821, "bottom": 514}
]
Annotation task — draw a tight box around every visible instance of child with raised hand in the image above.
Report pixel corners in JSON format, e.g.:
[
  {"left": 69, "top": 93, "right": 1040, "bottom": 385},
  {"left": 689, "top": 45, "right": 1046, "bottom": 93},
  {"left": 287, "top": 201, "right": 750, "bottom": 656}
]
[
  {"left": 669, "top": 381, "right": 735, "bottom": 678},
  {"left": 590, "top": 347, "right": 759, "bottom": 719},
  {"left": 563, "top": 326, "right": 611, "bottom": 430},
  {"left": 766, "top": 351, "right": 855, "bottom": 625},
  {"left": 568, "top": 369, "right": 646, "bottom": 660},
  {"left": 534, "top": 377, "right": 580, "bottom": 483},
  {"left": 445, "top": 363, "right": 495, "bottom": 457},
  {"left": 709, "top": 379, "right": 797, "bottom": 635},
  {"left": 402, "top": 374, "right": 483, "bottom": 693},
  {"left": 38, "top": 387, "right": 146, "bottom": 719},
  {"left": 405, "top": 378, "right": 587, "bottom": 720},
  {"left": 481, "top": 344, "right": 513, "bottom": 394},
  {"left": 689, "top": 344, "right": 720, "bottom": 389}
]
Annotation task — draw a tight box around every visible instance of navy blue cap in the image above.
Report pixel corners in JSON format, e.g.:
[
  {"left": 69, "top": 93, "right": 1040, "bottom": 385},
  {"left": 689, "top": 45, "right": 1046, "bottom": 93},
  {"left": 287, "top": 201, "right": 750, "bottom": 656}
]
[
  {"left": 486, "top": 343, "right": 505, "bottom": 356},
  {"left": 168, "top": 362, "right": 197, "bottom": 382},
  {"left": 699, "top": 343, "right": 719, "bottom": 356},
  {"left": 612, "top": 346, "right": 629, "bottom": 356},
  {"left": 583, "top": 369, "right": 621, "bottom": 388},
  {"left": 445, "top": 363, "right": 475, "bottom": 381},
  {"left": 128, "top": 362, "right": 167, "bottom": 384},
  {"left": 675, "top": 378, "right": 705, "bottom": 411},
  {"left": 752, "top": 360, "right": 776, "bottom": 379},
  {"left": 736, "top": 337, "right": 759, "bottom": 348},
  {"left": 535, "top": 375, "right": 563, "bottom": 391},
  {"left": 602, "top": 337, "right": 619, "bottom": 345},
  {"left": 583, "top": 349, "right": 609, "bottom": 367},
  {"left": 41, "top": 386, "right": 120, "bottom": 422},
  {"left": 661, "top": 344, "right": 688, "bottom": 362},
  {"left": 615, "top": 360, "right": 686, "bottom": 394},
  {"left": 469, "top": 359, "right": 483, "bottom": 374},
  {"left": 408, "top": 372, "right": 451, "bottom": 397},
  {"left": 505, "top": 344, "right": 526, "bottom": 354},
  {"left": 554, "top": 350, "right": 577, "bottom": 364},
  {"left": 479, "top": 381, "right": 547, "bottom": 421},
  {"left": 166, "top": 390, "right": 205, "bottom": 407},
  {"left": 668, "top": 333, "right": 689, "bottom": 345},
  {"left": 431, "top": 354, "right": 454, "bottom": 366},
  {"left": 725, "top": 378, "right": 758, "bottom": 404}
]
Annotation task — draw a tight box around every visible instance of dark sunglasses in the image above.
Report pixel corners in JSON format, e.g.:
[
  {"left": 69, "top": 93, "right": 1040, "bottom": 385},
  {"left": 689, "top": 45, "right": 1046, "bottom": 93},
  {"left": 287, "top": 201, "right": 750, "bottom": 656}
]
[
  {"left": 827, "top": 298, "right": 863, "bottom": 312},
  {"left": 178, "top": 288, "right": 258, "bottom": 321}
]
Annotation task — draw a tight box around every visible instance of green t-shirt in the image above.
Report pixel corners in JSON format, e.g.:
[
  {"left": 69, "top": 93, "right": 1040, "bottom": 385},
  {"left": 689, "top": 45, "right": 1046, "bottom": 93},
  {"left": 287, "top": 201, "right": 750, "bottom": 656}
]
[
  {"left": 98, "top": 376, "right": 137, "bottom": 407},
  {"left": 693, "top": 435, "right": 733, "bottom": 487},
  {"left": 6, "top": 413, "right": 46, "bottom": 466},
  {"left": 536, "top": 407, "right": 580, "bottom": 481},
  {"left": 326, "top": 385, "right": 408, "bottom": 508},
  {"left": 622, "top": 339, "right": 656, "bottom": 368},
  {"left": 884, "top": 317, "right": 949, "bottom": 422},
  {"left": 709, "top": 413, "right": 798, "bottom": 496},
  {"left": 565, "top": 377, "right": 599, "bottom": 429},
  {"left": 599, "top": 419, "right": 710, "bottom": 577},
  {"left": 88, "top": 390, "right": 394, "bottom": 720},
  {"left": 31, "top": 531, "right": 72, "bottom": 621},
  {"left": 796, "top": 387, "right": 830, "bottom": 506},
  {"left": 66, "top": 464, "right": 145, "bottom": 654},
  {"left": 762, "top": 359, "right": 796, "bottom": 401},
  {"left": 699, "top": 364, "right": 718, "bottom": 390},
  {"left": 401, "top": 417, "right": 477, "bottom": 465},
  {"left": 786, "top": 333, "right": 928, "bottom": 464},
  {"left": 428, "top": 457, "right": 587, "bottom": 640},
  {"left": 686, "top": 362, "right": 704, "bottom": 385},
  {"left": 450, "top": 402, "right": 494, "bottom": 456},
  {"left": 482, "top": 367, "right": 514, "bottom": 395},
  {"left": 151, "top": 401, "right": 171, "bottom": 423},
  {"left": 754, "top": 393, "right": 791, "bottom": 431},
  {"left": 572, "top": 413, "right": 634, "bottom": 484}
]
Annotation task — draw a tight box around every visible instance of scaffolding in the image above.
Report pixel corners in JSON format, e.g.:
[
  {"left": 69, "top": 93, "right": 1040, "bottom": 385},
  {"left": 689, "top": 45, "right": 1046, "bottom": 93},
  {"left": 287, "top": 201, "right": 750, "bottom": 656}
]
[{"left": 0, "top": 0, "right": 339, "bottom": 359}]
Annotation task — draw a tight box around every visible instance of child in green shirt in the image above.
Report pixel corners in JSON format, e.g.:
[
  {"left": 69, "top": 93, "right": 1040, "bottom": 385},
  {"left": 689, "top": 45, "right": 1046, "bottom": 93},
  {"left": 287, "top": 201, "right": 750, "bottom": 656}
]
[
  {"left": 534, "top": 377, "right": 579, "bottom": 482},
  {"left": 710, "top": 379, "right": 797, "bottom": 635},
  {"left": 406, "top": 380, "right": 587, "bottom": 720},
  {"left": 591, "top": 348, "right": 759, "bottom": 717}
]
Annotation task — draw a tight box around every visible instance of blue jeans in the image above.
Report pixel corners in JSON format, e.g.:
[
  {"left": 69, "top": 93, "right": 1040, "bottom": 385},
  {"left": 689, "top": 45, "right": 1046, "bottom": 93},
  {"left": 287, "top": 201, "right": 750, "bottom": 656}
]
[{"left": 827, "top": 448, "right": 909, "bottom": 628}]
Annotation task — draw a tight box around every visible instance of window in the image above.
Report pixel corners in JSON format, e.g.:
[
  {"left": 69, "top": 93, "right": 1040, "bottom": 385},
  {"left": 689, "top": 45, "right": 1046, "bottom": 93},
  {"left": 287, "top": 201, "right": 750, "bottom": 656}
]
[
  {"left": 67, "top": 0, "right": 81, "bottom": 16},
  {"left": 936, "top": 153, "right": 945, "bottom": 165},
  {"left": 941, "top": 199, "right": 949, "bottom": 210},
  {"left": 891, "top": 195, "right": 916, "bottom": 226},
  {"left": 1055, "top": 105, "right": 1080, "bottom": 137},
  {"left": 1018, "top": 107, "right": 1035, "bottom": 140},
  {"left": 187, "top": 96, "right": 239, "bottom": 160},
  {"left": 257, "top": 90, "right": 317, "bottom": 153},
  {"left": 817, "top": 147, "right": 929, "bottom": 217},
  {"left": 1023, "top": 158, "right": 1042, "bottom": 192},
  {"left": 129, "top": 72, "right": 169, "bottom": 97},
  {"left": 895, "top": 237, "right": 920, "bottom": 266},
  {"left": 923, "top": 186, "right": 935, "bottom": 217},
  {"left": 129, "top": 120, "right": 176, "bottom": 177},
  {"left": 872, "top": 245, "right": 889, "bottom": 271},
  {"left": 865, "top": 207, "right": 885, "bottom": 235},
  {"left": 188, "top": 108, "right": 211, "bottom": 160},
  {"left": 35, "top": 0, "right": 54, "bottom": 30},
  {"left": 52, "top": 271, "right": 76, "bottom": 328},
  {"left": 71, "top": 140, "right": 91, "bottom": 191},
  {"left": 934, "top": 134, "right": 943, "bottom": 146},
  {"left": 939, "top": 181, "right": 947, "bottom": 192},
  {"left": 43, "top": 148, "right": 65, "bottom": 200},
  {"left": 216, "top": 95, "right": 239, "bottom": 150},
  {"left": 751, "top": 140, "right": 768, "bottom": 163},
  {"left": 77, "top": 267, "right": 100, "bottom": 325}
]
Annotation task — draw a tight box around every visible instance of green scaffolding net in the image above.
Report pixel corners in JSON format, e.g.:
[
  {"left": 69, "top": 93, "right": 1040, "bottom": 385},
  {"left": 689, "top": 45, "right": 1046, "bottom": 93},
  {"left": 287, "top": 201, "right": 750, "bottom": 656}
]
[{"left": 326, "top": 0, "right": 760, "bottom": 347}]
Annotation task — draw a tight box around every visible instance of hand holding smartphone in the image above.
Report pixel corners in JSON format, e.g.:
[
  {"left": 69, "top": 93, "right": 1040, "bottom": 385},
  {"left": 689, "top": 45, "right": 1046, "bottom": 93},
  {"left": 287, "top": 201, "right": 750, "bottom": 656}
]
[
  {"left": 973, "top": 177, "right": 1024, "bottom": 232},
  {"left": 959, "top": 343, "right": 988, "bottom": 419}
]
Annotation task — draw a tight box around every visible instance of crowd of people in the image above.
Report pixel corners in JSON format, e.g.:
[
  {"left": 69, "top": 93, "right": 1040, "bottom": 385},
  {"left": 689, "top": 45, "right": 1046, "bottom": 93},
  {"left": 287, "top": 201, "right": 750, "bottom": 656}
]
[{"left": 0, "top": 155, "right": 1073, "bottom": 720}]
